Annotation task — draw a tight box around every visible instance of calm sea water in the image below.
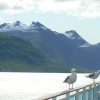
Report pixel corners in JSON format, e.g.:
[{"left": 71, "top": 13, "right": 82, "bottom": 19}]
[{"left": 0, "top": 72, "right": 100, "bottom": 100}]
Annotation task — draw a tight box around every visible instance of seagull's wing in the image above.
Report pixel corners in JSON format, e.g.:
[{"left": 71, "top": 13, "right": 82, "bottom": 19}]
[
  {"left": 86, "top": 72, "right": 95, "bottom": 78},
  {"left": 63, "top": 76, "right": 70, "bottom": 83}
]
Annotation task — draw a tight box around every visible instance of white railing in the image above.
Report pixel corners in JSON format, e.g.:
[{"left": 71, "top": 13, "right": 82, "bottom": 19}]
[{"left": 36, "top": 82, "right": 100, "bottom": 100}]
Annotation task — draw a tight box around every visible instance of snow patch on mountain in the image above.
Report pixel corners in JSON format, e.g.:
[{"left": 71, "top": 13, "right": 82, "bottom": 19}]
[
  {"left": 63, "top": 32, "right": 75, "bottom": 39},
  {"left": 26, "top": 21, "right": 49, "bottom": 31},
  {"left": 63, "top": 30, "right": 83, "bottom": 40},
  {"left": 0, "top": 21, "right": 27, "bottom": 32},
  {"left": 79, "top": 43, "right": 92, "bottom": 47}
]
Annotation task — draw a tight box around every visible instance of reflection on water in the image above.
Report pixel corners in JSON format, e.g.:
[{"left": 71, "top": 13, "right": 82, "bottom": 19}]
[{"left": 0, "top": 72, "right": 100, "bottom": 100}]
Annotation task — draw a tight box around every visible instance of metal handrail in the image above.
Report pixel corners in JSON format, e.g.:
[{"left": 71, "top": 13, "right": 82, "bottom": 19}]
[{"left": 35, "top": 82, "right": 100, "bottom": 100}]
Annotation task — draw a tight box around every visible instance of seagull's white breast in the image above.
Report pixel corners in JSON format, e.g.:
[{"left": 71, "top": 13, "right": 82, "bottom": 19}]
[{"left": 67, "top": 73, "right": 77, "bottom": 84}]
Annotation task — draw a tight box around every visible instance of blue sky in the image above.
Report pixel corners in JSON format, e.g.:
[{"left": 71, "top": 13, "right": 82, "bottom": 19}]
[{"left": 0, "top": 0, "right": 100, "bottom": 44}]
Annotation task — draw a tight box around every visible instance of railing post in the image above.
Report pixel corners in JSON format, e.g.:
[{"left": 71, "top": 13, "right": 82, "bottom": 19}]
[
  {"left": 88, "top": 86, "right": 92, "bottom": 100},
  {"left": 96, "top": 83, "right": 100, "bottom": 100},
  {"left": 99, "top": 83, "right": 100, "bottom": 91},
  {"left": 82, "top": 87, "right": 86, "bottom": 100},
  {"left": 97, "top": 83, "right": 100, "bottom": 91},
  {"left": 93, "top": 84, "right": 97, "bottom": 100},
  {"left": 98, "top": 83, "right": 100, "bottom": 91},
  {"left": 75, "top": 90, "right": 79, "bottom": 100},
  {"left": 59, "top": 93, "right": 70, "bottom": 100},
  {"left": 98, "top": 83, "right": 100, "bottom": 100},
  {"left": 65, "top": 93, "right": 70, "bottom": 100}
]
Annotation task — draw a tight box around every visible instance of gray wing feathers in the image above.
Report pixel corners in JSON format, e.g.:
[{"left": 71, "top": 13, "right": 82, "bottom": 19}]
[
  {"left": 87, "top": 73, "right": 95, "bottom": 78},
  {"left": 63, "top": 76, "right": 70, "bottom": 83}
]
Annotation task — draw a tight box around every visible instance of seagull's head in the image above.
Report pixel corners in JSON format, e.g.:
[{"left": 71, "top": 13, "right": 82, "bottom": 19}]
[
  {"left": 71, "top": 68, "right": 76, "bottom": 73},
  {"left": 98, "top": 70, "right": 100, "bottom": 74}
]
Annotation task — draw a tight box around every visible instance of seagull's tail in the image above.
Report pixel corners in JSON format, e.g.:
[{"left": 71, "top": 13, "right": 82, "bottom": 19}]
[
  {"left": 63, "top": 77, "right": 68, "bottom": 83},
  {"left": 63, "top": 80, "right": 65, "bottom": 83}
]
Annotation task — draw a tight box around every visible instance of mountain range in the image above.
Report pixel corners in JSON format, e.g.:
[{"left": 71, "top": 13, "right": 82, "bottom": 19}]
[{"left": 0, "top": 21, "right": 100, "bottom": 72}]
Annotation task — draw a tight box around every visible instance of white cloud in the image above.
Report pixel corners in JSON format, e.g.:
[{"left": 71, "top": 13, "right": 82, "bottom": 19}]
[
  {"left": 36, "top": 0, "right": 100, "bottom": 18},
  {"left": 0, "top": 0, "right": 33, "bottom": 13},
  {"left": 0, "top": 0, "right": 100, "bottom": 18}
]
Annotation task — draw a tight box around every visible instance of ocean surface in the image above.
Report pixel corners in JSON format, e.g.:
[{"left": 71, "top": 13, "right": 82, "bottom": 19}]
[{"left": 0, "top": 72, "right": 100, "bottom": 100}]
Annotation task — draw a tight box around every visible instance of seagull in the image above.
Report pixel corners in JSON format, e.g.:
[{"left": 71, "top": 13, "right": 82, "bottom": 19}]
[
  {"left": 63, "top": 68, "right": 77, "bottom": 89},
  {"left": 86, "top": 70, "right": 100, "bottom": 83}
]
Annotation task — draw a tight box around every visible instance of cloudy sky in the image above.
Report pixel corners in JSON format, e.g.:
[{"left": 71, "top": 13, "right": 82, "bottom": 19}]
[{"left": 0, "top": 0, "right": 100, "bottom": 44}]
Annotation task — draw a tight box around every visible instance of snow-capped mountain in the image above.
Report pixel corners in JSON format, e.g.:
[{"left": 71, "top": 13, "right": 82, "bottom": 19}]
[
  {"left": 61, "top": 30, "right": 91, "bottom": 47},
  {"left": 0, "top": 21, "right": 100, "bottom": 70},
  {"left": 54, "top": 30, "right": 91, "bottom": 47},
  {"left": 0, "top": 21, "right": 50, "bottom": 33},
  {"left": 30, "top": 21, "right": 49, "bottom": 30},
  {"left": 0, "top": 21, "right": 94, "bottom": 47},
  {"left": 25, "top": 21, "right": 49, "bottom": 32},
  {"left": 0, "top": 21, "right": 27, "bottom": 32}
]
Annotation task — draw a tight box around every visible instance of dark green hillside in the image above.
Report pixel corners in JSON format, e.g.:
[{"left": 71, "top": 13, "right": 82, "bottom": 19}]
[
  {"left": 0, "top": 33, "right": 49, "bottom": 71},
  {"left": 0, "top": 33, "right": 78, "bottom": 72},
  {"left": 2, "top": 30, "right": 96, "bottom": 72}
]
